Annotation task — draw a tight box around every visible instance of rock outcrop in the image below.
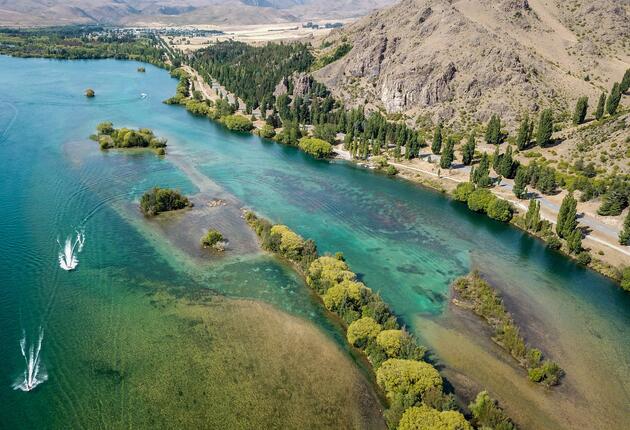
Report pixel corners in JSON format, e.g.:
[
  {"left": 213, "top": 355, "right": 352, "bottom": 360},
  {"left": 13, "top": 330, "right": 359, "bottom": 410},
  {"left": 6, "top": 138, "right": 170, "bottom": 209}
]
[{"left": 314, "top": 0, "right": 630, "bottom": 128}]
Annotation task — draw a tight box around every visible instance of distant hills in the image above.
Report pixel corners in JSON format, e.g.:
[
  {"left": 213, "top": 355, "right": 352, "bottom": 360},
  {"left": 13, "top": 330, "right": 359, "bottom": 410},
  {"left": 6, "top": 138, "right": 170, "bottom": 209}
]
[{"left": 0, "top": 0, "right": 396, "bottom": 27}]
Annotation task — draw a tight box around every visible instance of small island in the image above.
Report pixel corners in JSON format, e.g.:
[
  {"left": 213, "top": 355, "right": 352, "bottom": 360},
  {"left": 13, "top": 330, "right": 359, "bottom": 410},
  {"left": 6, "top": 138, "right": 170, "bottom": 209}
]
[
  {"left": 85, "top": 88, "right": 95, "bottom": 97},
  {"left": 452, "top": 272, "right": 563, "bottom": 386},
  {"left": 137, "top": 67, "right": 146, "bottom": 73},
  {"left": 201, "top": 229, "right": 226, "bottom": 251},
  {"left": 140, "top": 187, "right": 191, "bottom": 216},
  {"left": 93, "top": 121, "right": 167, "bottom": 154}
]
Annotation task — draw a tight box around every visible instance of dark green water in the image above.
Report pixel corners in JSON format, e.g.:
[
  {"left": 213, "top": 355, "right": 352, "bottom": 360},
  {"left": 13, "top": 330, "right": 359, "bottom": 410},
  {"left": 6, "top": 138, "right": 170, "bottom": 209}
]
[{"left": 0, "top": 57, "right": 628, "bottom": 429}]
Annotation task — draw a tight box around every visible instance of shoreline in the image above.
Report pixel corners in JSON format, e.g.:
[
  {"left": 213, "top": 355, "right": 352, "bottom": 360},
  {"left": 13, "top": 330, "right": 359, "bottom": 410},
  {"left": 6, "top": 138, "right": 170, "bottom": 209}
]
[
  {"left": 177, "top": 64, "right": 628, "bottom": 289},
  {"left": 332, "top": 146, "right": 628, "bottom": 284}
]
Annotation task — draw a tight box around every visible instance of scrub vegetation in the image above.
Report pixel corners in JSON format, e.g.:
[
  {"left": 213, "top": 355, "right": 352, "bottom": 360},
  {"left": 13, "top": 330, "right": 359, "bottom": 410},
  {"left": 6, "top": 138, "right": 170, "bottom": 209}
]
[
  {"left": 92, "top": 122, "right": 167, "bottom": 152},
  {"left": 452, "top": 272, "right": 563, "bottom": 386},
  {"left": 139, "top": 187, "right": 191, "bottom": 216},
  {"left": 245, "top": 211, "right": 513, "bottom": 429}
]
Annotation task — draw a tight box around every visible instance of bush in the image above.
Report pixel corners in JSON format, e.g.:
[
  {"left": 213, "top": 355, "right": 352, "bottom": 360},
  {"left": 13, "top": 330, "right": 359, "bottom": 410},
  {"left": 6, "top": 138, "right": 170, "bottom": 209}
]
[
  {"left": 94, "top": 123, "right": 167, "bottom": 149},
  {"left": 376, "top": 330, "right": 405, "bottom": 357},
  {"left": 270, "top": 225, "right": 305, "bottom": 260},
  {"left": 545, "top": 233, "right": 562, "bottom": 250},
  {"left": 139, "top": 187, "right": 190, "bottom": 216},
  {"left": 469, "top": 391, "right": 515, "bottom": 430},
  {"left": 201, "top": 229, "right": 224, "bottom": 249},
  {"left": 96, "top": 121, "right": 114, "bottom": 135},
  {"left": 621, "top": 267, "right": 630, "bottom": 292},
  {"left": 385, "top": 165, "right": 399, "bottom": 176},
  {"left": 258, "top": 124, "right": 276, "bottom": 138},
  {"left": 486, "top": 198, "right": 514, "bottom": 222},
  {"left": 376, "top": 359, "right": 443, "bottom": 404},
  {"left": 306, "top": 256, "right": 356, "bottom": 294},
  {"left": 398, "top": 405, "right": 472, "bottom": 430},
  {"left": 453, "top": 182, "right": 475, "bottom": 202},
  {"left": 222, "top": 114, "right": 253, "bottom": 131},
  {"left": 323, "top": 279, "right": 370, "bottom": 318},
  {"left": 347, "top": 317, "right": 382, "bottom": 348},
  {"left": 528, "top": 360, "right": 563, "bottom": 386},
  {"left": 298, "top": 137, "right": 333, "bottom": 158},
  {"left": 467, "top": 189, "right": 494, "bottom": 213},
  {"left": 576, "top": 251, "right": 592, "bottom": 266}
]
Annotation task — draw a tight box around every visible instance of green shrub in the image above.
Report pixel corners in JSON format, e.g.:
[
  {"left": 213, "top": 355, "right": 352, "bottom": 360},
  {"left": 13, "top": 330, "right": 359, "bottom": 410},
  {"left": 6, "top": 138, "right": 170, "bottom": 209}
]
[
  {"left": 486, "top": 198, "right": 514, "bottom": 222},
  {"left": 306, "top": 256, "right": 356, "bottom": 294},
  {"left": 621, "top": 267, "right": 630, "bottom": 292},
  {"left": 298, "top": 137, "right": 333, "bottom": 158},
  {"left": 528, "top": 360, "right": 563, "bottom": 386},
  {"left": 398, "top": 405, "right": 472, "bottom": 430},
  {"left": 467, "top": 189, "right": 494, "bottom": 213},
  {"left": 201, "top": 229, "right": 224, "bottom": 248},
  {"left": 222, "top": 114, "right": 253, "bottom": 131},
  {"left": 139, "top": 187, "right": 190, "bottom": 216},
  {"left": 453, "top": 182, "right": 475, "bottom": 202},
  {"left": 576, "top": 251, "right": 592, "bottom": 265},
  {"left": 258, "top": 124, "right": 276, "bottom": 138},
  {"left": 376, "top": 358, "right": 443, "bottom": 404},
  {"left": 376, "top": 330, "right": 405, "bottom": 357},
  {"left": 469, "top": 391, "right": 515, "bottom": 430},
  {"left": 347, "top": 317, "right": 382, "bottom": 348}
]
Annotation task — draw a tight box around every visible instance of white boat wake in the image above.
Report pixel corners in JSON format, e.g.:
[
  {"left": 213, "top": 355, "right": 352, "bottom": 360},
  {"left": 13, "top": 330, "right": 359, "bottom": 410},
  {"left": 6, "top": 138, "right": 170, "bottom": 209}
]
[
  {"left": 13, "top": 327, "right": 47, "bottom": 392},
  {"left": 58, "top": 230, "right": 85, "bottom": 271}
]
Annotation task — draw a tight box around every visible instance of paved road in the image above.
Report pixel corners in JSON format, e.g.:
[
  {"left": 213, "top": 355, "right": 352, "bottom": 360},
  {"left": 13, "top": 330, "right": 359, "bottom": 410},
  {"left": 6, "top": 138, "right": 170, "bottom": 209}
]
[{"left": 390, "top": 159, "right": 630, "bottom": 258}]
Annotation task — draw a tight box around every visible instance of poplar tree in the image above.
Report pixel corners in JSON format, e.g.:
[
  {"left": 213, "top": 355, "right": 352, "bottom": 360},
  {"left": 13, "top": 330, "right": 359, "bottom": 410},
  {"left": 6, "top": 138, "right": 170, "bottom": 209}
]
[
  {"left": 515, "top": 114, "right": 532, "bottom": 150},
  {"left": 619, "top": 211, "right": 630, "bottom": 245},
  {"left": 431, "top": 123, "right": 443, "bottom": 155},
  {"left": 536, "top": 109, "right": 554, "bottom": 147},
  {"left": 462, "top": 133, "right": 476, "bottom": 165},
  {"left": 556, "top": 193, "right": 577, "bottom": 238},
  {"left": 595, "top": 92, "right": 606, "bottom": 120},
  {"left": 513, "top": 166, "right": 528, "bottom": 199},
  {"left": 492, "top": 146, "right": 501, "bottom": 173},
  {"left": 499, "top": 145, "right": 517, "bottom": 178},
  {"left": 525, "top": 199, "right": 541, "bottom": 231},
  {"left": 572, "top": 96, "right": 588, "bottom": 125},
  {"left": 440, "top": 136, "right": 455, "bottom": 169},
  {"left": 620, "top": 68, "right": 630, "bottom": 94},
  {"left": 606, "top": 82, "right": 622, "bottom": 115},
  {"left": 473, "top": 153, "right": 492, "bottom": 187},
  {"left": 566, "top": 229, "right": 582, "bottom": 254},
  {"left": 485, "top": 114, "right": 502, "bottom": 145}
]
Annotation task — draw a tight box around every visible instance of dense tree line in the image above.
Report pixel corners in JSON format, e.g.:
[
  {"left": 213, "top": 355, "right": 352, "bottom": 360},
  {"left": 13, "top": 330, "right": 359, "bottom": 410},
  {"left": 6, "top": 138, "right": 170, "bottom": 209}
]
[
  {"left": 0, "top": 27, "right": 169, "bottom": 68},
  {"left": 190, "top": 41, "right": 315, "bottom": 114}
]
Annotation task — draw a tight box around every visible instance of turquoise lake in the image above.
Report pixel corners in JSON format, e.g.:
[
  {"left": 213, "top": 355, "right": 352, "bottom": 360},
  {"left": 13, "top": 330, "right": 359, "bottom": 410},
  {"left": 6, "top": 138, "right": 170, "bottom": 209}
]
[{"left": 0, "top": 56, "right": 628, "bottom": 429}]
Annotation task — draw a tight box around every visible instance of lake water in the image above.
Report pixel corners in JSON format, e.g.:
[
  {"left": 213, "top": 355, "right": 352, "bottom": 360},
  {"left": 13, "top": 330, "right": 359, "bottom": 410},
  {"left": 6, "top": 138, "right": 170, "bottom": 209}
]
[{"left": 0, "top": 56, "right": 628, "bottom": 429}]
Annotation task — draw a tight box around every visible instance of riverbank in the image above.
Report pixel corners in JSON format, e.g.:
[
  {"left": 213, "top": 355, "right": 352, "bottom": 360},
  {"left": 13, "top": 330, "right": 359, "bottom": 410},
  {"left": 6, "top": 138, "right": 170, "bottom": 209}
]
[
  {"left": 178, "top": 64, "right": 629, "bottom": 288},
  {"left": 335, "top": 146, "right": 629, "bottom": 284}
]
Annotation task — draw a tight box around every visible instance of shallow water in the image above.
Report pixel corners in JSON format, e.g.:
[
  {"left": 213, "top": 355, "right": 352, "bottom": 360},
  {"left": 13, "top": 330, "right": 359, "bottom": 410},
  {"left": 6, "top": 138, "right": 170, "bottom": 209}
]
[{"left": 0, "top": 57, "right": 628, "bottom": 429}]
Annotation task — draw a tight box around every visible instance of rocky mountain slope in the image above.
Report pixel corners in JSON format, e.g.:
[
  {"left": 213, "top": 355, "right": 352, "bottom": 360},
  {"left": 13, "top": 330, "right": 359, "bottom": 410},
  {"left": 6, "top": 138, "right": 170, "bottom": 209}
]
[
  {"left": 0, "top": 0, "right": 395, "bottom": 27},
  {"left": 314, "top": 0, "right": 630, "bottom": 128}
]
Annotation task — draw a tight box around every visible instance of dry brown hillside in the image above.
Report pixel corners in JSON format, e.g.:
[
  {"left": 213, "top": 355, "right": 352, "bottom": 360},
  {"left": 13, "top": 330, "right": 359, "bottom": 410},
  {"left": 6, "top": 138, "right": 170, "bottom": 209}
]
[
  {"left": 314, "top": 0, "right": 630, "bottom": 128},
  {"left": 0, "top": 0, "right": 396, "bottom": 27}
]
